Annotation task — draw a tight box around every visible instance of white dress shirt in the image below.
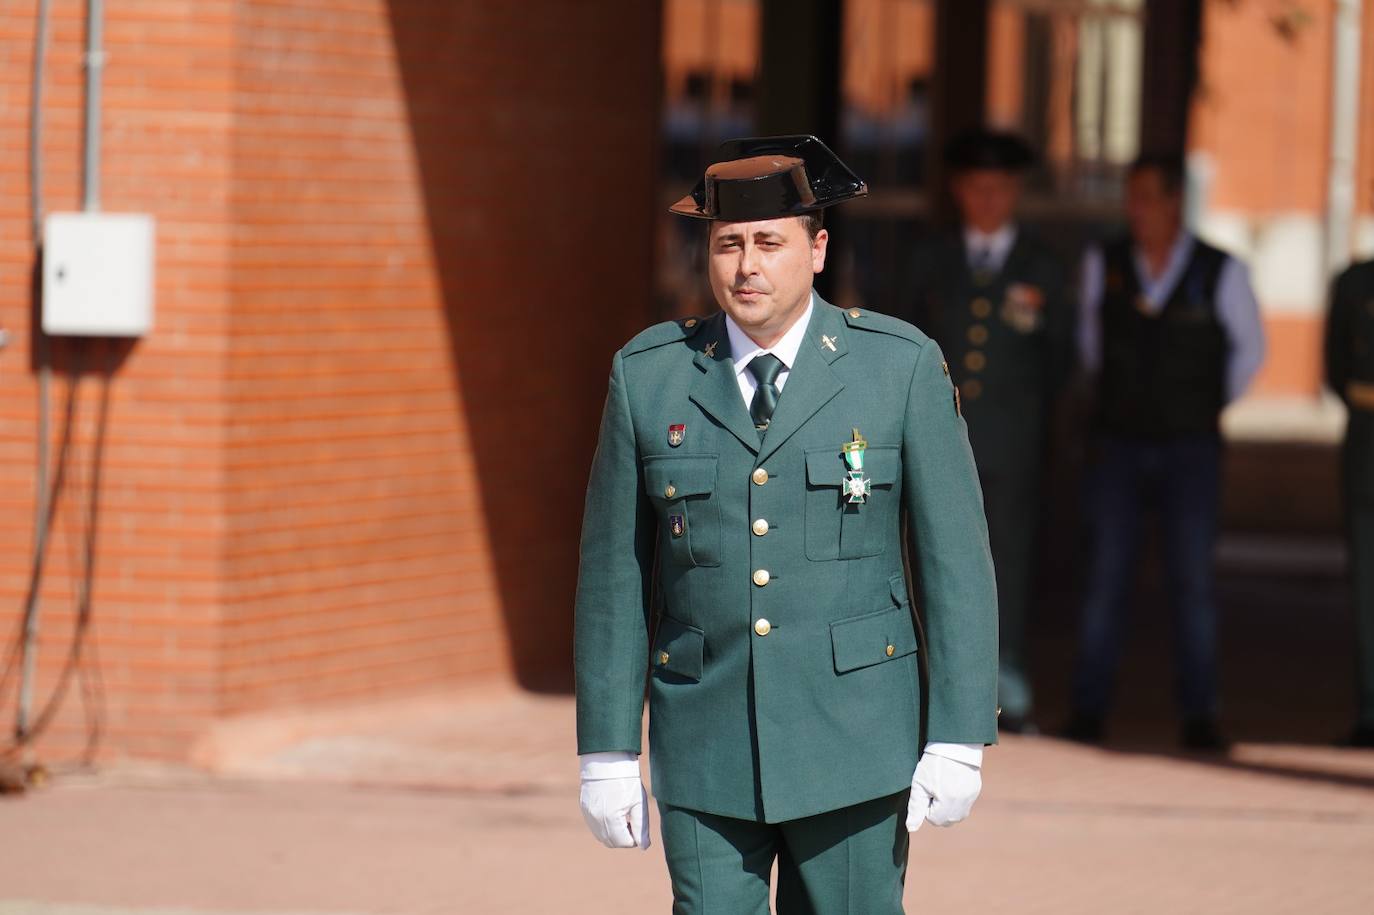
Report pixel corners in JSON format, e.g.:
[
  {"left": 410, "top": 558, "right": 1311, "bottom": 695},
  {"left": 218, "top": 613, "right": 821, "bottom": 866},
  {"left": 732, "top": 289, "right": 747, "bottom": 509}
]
[
  {"left": 964, "top": 224, "right": 1018, "bottom": 275},
  {"left": 1077, "top": 233, "right": 1266, "bottom": 403},
  {"left": 724, "top": 296, "right": 815, "bottom": 405}
]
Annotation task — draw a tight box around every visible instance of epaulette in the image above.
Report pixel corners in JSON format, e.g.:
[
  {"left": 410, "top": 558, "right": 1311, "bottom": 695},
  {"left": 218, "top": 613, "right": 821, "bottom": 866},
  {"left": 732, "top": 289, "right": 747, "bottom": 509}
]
[
  {"left": 840, "top": 306, "right": 927, "bottom": 346},
  {"left": 620, "top": 316, "right": 707, "bottom": 357}
]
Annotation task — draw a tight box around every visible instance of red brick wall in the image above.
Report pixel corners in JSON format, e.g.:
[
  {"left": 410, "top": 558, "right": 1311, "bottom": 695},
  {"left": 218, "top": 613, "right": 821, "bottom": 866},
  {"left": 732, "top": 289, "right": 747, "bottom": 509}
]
[
  {"left": 221, "top": 2, "right": 495, "bottom": 715},
  {"left": 1191, "top": 0, "right": 1334, "bottom": 214},
  {"left": 1187, "top": 1, "right": 1374, "bottom": 398},
  {"left": 0, "top": 0, "right": 660, "bottom": 761},
  {"left": 1353, "top": 0, "right": 1374, "bottom": 221},
  {"left": 0, "top": 1, "right": 235, "bottom": 761},
  {"left": 1193, "top": 0, "right": 1374, "bottom": 219}
]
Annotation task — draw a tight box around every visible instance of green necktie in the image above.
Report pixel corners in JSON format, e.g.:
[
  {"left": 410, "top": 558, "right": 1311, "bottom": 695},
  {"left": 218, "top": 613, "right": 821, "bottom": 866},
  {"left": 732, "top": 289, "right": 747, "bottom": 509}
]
[{"left": 747, "top": 353, "right": 784, "bottom": 436}]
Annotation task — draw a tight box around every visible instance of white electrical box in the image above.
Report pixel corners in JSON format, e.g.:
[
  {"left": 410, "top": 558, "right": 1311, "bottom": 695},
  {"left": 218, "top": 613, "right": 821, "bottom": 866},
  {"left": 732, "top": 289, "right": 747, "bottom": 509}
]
[{"left": 42, "top": 212, "right": 156, "bottom": 337}]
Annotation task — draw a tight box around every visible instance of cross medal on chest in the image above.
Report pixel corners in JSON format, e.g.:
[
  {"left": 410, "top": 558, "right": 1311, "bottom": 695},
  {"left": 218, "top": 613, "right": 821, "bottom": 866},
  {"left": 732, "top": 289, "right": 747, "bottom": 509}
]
[{"left": 841, "top": 428, "right": 871, "bottom": 504}]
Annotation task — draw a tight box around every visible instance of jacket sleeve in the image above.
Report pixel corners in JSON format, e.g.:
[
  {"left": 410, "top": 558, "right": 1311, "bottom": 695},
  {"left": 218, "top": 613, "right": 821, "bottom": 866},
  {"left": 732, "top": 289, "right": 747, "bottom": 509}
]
[
  {"left": 574, "top": 350, "right": 657, "bottom": 755},
  {"left": 901, "top": 340, "right": 1000, "bottom": 746},
  {"left": 1325, "top": 270, "right": 1353, "bottom": 402}
]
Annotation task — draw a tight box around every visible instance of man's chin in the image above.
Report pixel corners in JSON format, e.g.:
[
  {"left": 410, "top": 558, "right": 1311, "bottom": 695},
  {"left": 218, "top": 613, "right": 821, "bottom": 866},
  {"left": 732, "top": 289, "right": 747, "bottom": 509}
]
[{"left": 724, "top": 297, "right": 772, "bottom": 323}]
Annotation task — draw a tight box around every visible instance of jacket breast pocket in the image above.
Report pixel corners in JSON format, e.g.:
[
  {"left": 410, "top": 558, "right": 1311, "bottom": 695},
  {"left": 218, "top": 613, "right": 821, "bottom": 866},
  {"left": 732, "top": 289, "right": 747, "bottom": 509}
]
[
  {"left": 644, "top": 455, "right": 721, "bottom": 568},
  {"left": 804, "top": 445, "right": 898, "bottom": 561}
]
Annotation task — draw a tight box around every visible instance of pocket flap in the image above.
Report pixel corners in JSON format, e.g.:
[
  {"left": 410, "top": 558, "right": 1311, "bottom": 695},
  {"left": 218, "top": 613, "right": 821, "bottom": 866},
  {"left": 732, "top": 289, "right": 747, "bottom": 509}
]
[
  {"left": 644, "top": 455, "right": 718, "bottom": 501},
  {"left": 652, "top": 615, "right": 704, "bottom": 681},
  {"left": 889, "top": 572, "right": 910, "bottom": 606},
  {"left": 805, "top": 445, "right": 898, "bottom": 487},
  {"left": 830, "top": 604, "right": 917, "bottom": 674}
]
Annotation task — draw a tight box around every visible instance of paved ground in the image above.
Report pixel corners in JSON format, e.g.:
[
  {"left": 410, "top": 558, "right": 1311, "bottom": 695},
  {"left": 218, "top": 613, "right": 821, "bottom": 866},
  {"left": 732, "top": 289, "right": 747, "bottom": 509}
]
[
  {"left": 2, "top": 683, "right": 1373, "bottom": 915},
  {"left": 3, "top": 523, "right": 1374, "bottom": 914}
]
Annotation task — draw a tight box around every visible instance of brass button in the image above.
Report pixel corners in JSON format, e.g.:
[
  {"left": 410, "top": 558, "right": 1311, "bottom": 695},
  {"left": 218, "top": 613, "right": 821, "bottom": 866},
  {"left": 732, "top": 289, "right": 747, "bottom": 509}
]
[
  {"left": 754, "top": 618, "right": 772, "bottom": 636},
  {"left": 752, "top": 518, "right": 769, "bottom": 536},
  {"left": 752, "top": 569, "right": 770, "bottom": 587},
  {"left": 967, "top": 324, "right": 989, "bottom": 346},
  {"left": 664, "top": 483, "right": 677, "bottom": 499},
  {"left": 964, "top": 378, "right": 984, "bottom": 400},
  {"left": 658, "top": 651, "right": 670, "bottom": 665},
  {"left": 941, "top": 360, "right": 950, "bottom": 377},
  {"left": 971, "top": 297, "right": 992, "bottom": 319},
  {"left": 849, "top": 308, "right": 862, "bottom": 318},
  {"left": 684, "top": 317, "right": 698, "bottom": 328},
  {"left": 752, "top": 467, "right": 769, "bottom": 486},
  {"left": 964, "top": 351, "right": 986, "bottom": 373},
  {"left": 886, "top": 644, "right": 895, "bottom": 657}
]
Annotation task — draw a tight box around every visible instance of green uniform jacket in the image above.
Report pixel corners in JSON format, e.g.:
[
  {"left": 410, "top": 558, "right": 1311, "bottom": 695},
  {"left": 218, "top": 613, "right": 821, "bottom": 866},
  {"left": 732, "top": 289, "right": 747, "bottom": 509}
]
[
  {"left": 574, "top": 298, "right": 999, "bottom": 824},
  {"left": 898, "top": 230, "right": 1073, "bottom": 475},
  {"left": 891, "top": 230, "right": 1071, "bottom": 720},
  {"left": 1327, "top": 260, "right": 1374, "bottom": 504}
]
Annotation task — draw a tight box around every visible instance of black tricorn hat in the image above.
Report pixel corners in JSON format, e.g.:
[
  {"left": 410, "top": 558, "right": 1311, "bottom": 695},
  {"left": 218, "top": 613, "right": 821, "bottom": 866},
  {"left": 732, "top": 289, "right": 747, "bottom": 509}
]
[
  {"left": 943, "top": 127, "right": 1036, "bottom": 173},
  {"left": 669, "top": 134, "right": 868, "bottom": 221}
]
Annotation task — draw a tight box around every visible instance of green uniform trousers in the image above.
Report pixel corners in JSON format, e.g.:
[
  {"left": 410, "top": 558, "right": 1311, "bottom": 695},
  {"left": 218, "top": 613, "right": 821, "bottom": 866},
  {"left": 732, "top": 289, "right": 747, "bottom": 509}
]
[
  {"left": 658, "top": 791, "right": 909, "bottom": 914},
  {"left": 978, "top": 464, "right": 1039, "bottom": 719},
  {"left": 1351, "top": 504, "right": 1374, "bottom": 728}
]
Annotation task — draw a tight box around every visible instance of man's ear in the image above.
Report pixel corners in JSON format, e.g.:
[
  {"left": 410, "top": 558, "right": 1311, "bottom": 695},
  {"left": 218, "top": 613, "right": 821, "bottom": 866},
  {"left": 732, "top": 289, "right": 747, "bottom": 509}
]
[{"left": 812, "top": 228, "right": 830, "bottom": 274}]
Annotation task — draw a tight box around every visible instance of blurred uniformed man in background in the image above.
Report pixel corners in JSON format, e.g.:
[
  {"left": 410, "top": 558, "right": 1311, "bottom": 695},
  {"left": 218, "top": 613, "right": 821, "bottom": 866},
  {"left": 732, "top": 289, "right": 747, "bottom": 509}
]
[
  {"left": 574, "top": 136, "right": 999, "bottom": 913},
  {"left": 1068, "top": 154, "right": 1265, "bottom": 750},
  {"left": 891, "top": 128, "right": 1073, "bottom": 734},
  {"left": 1325, "top": 259, "right": 1374, "bottom": 748}
]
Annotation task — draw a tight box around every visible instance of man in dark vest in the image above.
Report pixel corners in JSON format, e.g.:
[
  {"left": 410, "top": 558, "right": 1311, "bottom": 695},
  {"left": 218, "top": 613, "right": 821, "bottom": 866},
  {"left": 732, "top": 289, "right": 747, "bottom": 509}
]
[
  {"left": 891, "top": 128, "right": 1073, "bottom": 734},
  {"left": 1325, "top": 259, "right": 1374, "bottom": 748},
  {"left": 1067, "top": 154, "right": 1265, "bottom": 750}
]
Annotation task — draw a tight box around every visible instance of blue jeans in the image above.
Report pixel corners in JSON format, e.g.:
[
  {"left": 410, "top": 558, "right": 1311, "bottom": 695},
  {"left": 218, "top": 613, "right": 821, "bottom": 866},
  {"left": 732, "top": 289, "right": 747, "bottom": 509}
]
[{"left": 1071, "top": 435, "right": 1222, "bottom": 720}]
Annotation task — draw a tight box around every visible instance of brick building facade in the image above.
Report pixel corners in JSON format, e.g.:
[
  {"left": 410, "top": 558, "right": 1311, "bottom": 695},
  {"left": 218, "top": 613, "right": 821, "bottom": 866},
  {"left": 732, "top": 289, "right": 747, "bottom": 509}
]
[
  {"left": 3, "top": 0, "right": 1367, "bottom": 764},
  {"left": 664, "top": 0, "right": 1374, "bottom": 403},
  {"left": 1190, "top": 0, "right": 1374, "bottom": 397},
  {"left": 0, "top": 1, "right": 660, "bottom": 762}
]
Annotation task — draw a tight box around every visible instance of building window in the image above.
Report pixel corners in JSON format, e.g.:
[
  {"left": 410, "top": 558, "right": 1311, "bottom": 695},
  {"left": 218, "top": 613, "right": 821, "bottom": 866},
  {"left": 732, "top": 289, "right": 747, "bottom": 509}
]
[{"left": 989, "top": 0, "right": 1144, "bottom": 206}]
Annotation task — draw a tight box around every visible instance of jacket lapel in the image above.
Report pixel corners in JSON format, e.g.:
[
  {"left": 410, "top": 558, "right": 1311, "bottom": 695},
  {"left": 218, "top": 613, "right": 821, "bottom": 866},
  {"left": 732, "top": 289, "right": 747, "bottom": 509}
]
[
  {"left": 688, "top": 312, "right": 760, "bottom": 455},
  {"left": 755, "top": 299, "right": 847, "bottom": 467}
]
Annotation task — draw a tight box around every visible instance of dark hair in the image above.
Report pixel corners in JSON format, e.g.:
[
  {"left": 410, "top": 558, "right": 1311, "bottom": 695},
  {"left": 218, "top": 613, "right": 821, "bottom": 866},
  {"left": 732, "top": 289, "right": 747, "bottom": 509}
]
[
  {"left": 1128, "top": 153, "right": 1187, "bottom": 195},
  {"left": 705, "top": 210, "right": 825, "bottom": 243}
]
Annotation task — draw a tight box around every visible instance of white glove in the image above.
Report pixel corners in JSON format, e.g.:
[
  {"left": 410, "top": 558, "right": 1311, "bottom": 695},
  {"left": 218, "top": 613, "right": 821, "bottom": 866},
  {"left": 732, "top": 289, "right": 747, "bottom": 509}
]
[
  {"left": 906, "top": 742, "right": 983, "bottom": 832},
  {"left": 579, "top": 752, "right": 650, "bottom": 850}
]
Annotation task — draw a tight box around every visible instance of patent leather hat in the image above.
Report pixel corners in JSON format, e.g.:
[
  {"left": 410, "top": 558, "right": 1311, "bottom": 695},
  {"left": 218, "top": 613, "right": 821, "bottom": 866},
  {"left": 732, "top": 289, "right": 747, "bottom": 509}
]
[{"left": 669, "top": 134, "right": 868, "bottom": 221}]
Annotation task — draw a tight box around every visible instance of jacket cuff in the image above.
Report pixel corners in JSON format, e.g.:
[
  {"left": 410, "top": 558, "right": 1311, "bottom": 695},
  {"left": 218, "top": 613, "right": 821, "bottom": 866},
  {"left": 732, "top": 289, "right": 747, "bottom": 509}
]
[{"left": 579, "top": 751, "right": 641, "bottom": 781}]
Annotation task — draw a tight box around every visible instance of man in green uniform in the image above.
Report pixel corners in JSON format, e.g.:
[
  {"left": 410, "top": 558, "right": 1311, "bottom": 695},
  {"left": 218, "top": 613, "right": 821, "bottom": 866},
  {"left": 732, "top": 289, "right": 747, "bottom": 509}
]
[
  {"left": 889, "top": 128, "right": 1072, "bottom": 733},
  {"left": 574, "top": 136, "right": 999, "bottom": 913},
  {"left": 1325, "top": 260, "right": 1374, "bottom": 748}
]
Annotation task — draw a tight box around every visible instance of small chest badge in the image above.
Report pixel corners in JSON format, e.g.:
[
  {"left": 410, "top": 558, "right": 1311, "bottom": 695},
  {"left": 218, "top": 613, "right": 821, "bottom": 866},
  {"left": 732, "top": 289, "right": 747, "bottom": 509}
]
[
  {"left": 1001, "top": 283, "right": 1045, "bottom": 334},
  {"left": 667, "top": 423, "right": 686, "bottom": 447},
  {"left": 841, "top": 427, "right": 872, "bottom": 504},
  {"left": 668, "top": 514, "right": 685, "bottom": 538}
]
